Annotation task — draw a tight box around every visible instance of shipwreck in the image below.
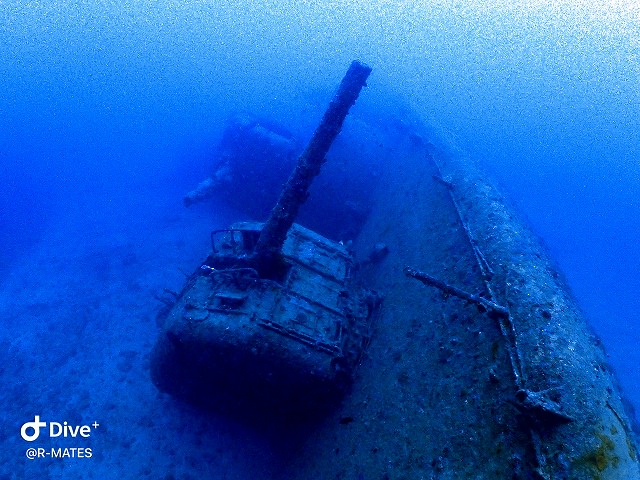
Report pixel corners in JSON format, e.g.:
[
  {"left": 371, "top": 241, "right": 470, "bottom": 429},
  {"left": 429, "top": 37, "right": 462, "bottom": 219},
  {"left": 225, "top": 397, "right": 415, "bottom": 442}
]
[{"left": 150, "top": 61, "right": 640, "bottom": 479}]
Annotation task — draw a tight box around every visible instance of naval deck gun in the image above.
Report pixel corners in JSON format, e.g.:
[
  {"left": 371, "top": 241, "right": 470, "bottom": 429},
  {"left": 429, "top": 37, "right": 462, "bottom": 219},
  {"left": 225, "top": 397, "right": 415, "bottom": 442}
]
[{"left": 150, "top": 61, "right": 380, "bottom": 419}]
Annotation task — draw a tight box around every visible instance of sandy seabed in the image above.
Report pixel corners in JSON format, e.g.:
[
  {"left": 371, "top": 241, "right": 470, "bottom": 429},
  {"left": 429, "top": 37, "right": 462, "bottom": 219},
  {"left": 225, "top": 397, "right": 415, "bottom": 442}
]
[{"left": 0, "top": 196, "right": 290, "bottom": 480}]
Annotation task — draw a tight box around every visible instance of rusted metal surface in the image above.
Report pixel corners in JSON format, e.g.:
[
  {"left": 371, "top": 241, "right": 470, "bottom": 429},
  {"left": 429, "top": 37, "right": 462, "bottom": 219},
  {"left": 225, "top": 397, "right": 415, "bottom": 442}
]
[{"left": 150, "top": 222, "right": 379, "bottom": 419}]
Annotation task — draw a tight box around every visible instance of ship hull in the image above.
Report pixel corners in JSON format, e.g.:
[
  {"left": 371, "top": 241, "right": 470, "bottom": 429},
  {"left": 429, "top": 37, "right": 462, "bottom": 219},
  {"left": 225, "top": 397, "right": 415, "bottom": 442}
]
[{"left": 278, "top": 129, "right": 640, "bottom": 479}]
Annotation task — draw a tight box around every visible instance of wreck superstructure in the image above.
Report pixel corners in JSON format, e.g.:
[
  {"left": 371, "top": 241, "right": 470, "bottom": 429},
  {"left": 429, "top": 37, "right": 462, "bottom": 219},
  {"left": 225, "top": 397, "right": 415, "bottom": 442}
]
[
  {"left": 151, "top": 61, "right": 380, "bottom": 420},
  {"left": 151, "top": 60, "right": 640, "bottom": 479},
  {"left": 151, "top": 221, "right": 379, "bottom": 417}
]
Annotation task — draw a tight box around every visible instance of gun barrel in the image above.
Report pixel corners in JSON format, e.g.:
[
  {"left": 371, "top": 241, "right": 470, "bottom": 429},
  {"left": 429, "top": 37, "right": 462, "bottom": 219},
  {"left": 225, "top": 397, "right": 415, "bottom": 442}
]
[{"left": 254, "top": 60, "right": 372, "bottom": 257}]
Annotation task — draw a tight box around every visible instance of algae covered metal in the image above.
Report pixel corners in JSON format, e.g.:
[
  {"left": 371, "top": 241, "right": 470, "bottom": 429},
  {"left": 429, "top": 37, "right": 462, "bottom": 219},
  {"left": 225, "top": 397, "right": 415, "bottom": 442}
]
[
  {"left": 151, "top": 61, "right": 378, "bottom": 419},
  {"left": 280, "top": 131, "right": 640, "bottom": 480},
  {"left": 150, "top": 59, "right": 640, "bottom": 478},
  {"left": 151, "top": 221, "right": 379, "bottom": 416}
]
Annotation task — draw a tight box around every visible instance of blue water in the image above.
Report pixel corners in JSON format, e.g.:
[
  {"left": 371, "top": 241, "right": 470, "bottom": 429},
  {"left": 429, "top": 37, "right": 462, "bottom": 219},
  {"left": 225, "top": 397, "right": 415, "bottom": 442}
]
[{"left": 2, "top": 2, "right": 639, "bottom": 477}]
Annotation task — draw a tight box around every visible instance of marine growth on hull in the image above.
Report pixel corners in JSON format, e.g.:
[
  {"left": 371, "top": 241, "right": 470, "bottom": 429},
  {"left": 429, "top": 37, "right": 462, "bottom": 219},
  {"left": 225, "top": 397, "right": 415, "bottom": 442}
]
[{"left": 150, "top": 61, "right": 640, "bottom": 479}]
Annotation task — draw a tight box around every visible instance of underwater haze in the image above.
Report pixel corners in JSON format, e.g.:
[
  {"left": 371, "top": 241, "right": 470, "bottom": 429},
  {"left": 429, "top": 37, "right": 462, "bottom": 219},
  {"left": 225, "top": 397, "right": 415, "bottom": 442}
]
[{"left": 1, "top": 1, "right": 639, "bottom": 478}]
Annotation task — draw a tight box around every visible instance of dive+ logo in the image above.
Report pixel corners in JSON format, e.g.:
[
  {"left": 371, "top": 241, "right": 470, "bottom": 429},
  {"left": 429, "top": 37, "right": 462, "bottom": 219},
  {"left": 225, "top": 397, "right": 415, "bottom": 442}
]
[{"left": 21, "top": 416, "right": 99, "bottom": 442}]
